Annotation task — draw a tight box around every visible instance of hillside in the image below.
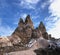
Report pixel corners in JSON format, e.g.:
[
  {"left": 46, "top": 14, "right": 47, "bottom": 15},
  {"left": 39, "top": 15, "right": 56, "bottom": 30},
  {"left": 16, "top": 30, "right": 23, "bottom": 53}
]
[{"left": 0, "top": 15, "right": 60, "bottom": 55}]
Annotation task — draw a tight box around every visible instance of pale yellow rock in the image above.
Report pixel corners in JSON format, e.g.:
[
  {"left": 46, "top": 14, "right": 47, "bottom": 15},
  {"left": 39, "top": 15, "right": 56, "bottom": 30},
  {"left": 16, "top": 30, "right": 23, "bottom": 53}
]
[{"left": 0, "top": 37, "right": 13, "bottom": 47}]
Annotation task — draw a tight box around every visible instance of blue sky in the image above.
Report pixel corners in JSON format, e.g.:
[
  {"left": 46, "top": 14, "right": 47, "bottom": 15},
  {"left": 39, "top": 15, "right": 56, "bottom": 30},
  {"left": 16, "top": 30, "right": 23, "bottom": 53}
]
[{"left": 0, "top": 0, "right": 60, "bottom": 38}]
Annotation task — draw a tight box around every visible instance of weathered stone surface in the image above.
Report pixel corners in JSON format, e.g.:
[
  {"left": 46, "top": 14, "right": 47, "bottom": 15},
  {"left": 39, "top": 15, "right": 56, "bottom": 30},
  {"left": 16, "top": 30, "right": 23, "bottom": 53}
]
[
  {"left": 3, "top": 37, "right": 48, "bottom": 55},
  {"left": 34, "top": 46, "right": 60, "bottom": 55},
  {"left": 18, "top": 18, "right": 25, "bottom": 29},
  {"left": 34, "top": 38, "right": 60, "bottom": 55},
  {"left": 9, "top": 15, "right": 49, "bottom": 46},
  {"left": 48, "top": 34, "right": 52, "bottom": 40},
  {"left": 0, "top": 15, "right": 54, "bottom": 55},
  {"left": 10, "top": 15, "right": 34, "bottom": 45},
  {"left": 25, "top": 15, "right": 34, "bottom": 29},
  {"left": 0, "top": 37, "right": 13, "bottom": 47},
  {"left": 38, "top": 21, "right": 46, "bottom": 33},
  {"left": 42, "top": 32, "right": 48, "bottom": 39},
  {"left": 38, "top": 21, "right": 49, "bottom": 39},
  {"left": 32, "top": 29, "right": 42, "bottom": 39}
]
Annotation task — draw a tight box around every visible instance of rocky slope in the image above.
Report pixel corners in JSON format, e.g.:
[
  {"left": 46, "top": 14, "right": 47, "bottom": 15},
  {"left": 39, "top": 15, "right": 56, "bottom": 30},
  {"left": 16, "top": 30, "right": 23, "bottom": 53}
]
[
  {"left": 34, "top": 45, "right": 60, "bottom": 55},
  {"left": 9, "top": 15, "right": 49, "bottom": 46},
  {"left": 0, "top": 15, "right": 60, "bottom": 55}
]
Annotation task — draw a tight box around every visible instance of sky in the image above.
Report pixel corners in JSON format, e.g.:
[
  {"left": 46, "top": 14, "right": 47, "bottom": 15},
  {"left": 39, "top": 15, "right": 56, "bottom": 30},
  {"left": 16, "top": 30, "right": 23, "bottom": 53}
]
[{"left": 0, "top": 0, "right": 60, "bottom": 38}]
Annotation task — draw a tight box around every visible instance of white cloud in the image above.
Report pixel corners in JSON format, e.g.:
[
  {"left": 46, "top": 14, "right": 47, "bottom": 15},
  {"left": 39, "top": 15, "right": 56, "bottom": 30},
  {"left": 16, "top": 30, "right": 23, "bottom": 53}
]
[
  {"left": 49, "top": 0, "right": 60, "bottom": 17},
  {"left": 0, "top": 25, "right": 14, "bottom": 37},
  {"left": 20, "top": 13, "right": 27, "bottom": 19},
  {"left": 45, "top": 0, "right": 60, "bottom": 38},
  {"left": 20, "top": 0, "right": 40, "bottom": 9},
  {"left": 41, "top": 2, "right": 47, "bottom": 9},
  {"left": 0, "top": 19, "right": 14, "bottom": 37},
  {"left": 24, "top": 0, "right": 40, "bottom": 4},
  {"left": 41, "top": 1, "right": 50, "bottom": 9},
  {"left": 48, "top": 19, "right": 60, "bottom": 38}
]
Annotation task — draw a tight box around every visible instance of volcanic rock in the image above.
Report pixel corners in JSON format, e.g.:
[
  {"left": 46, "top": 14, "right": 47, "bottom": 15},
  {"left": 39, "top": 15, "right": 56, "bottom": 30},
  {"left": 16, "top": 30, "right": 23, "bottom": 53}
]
[
  {"left": 18, "top": 18, "right": 25, "bottom": 29},
  {"left": 38, "top": 21, "right": 46, "bottom": 33},
  {"left": 38, "top": 22, "right": 48, "bottom": 39},
  {"left": 10, "top": 15, "right": 34, "bottom": 45},
  {"left": 31, "top": 29, "right": 42, "bottom": 39},
  {"left": 25, "top": 15, "right": 34, "bottom": 29},
  {"left": 34, "top": 46, "right": 60, "bottom": 55},
  {"left": 0, "top": 15, "right": 53, "bottom": 55}
]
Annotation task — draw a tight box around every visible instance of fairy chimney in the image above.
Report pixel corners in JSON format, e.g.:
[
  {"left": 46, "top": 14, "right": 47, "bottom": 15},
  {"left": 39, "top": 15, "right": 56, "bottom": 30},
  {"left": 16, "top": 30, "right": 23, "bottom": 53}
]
[
  {"left": 38, "top": 21, "right": 46, "bottom": 34},
  {"left": 18, "top": 18, "right": 25, "bottom": 29},
  {"left": 25, "top": 15, "right": 34, "bottom": 29}
]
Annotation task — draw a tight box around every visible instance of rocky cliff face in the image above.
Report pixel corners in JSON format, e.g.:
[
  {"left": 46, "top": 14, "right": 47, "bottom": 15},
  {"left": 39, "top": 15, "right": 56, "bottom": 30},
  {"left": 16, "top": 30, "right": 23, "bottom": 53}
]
[
  {"left": 9, "top": 15, "right": 49, "bottom": 46},
  {"left": 25, "top": 15, "right": 34, "bottom": 29},
  {"left": 10, "top": 15, "right": 34, "bottom": 45},
  {"left": 38, "top": 21, "right": 49, "bottom": 39},
  {"left": 0, "top": 15, "right": 55, "bottom": 55},
  {"left": 38, "top": 21, "right": 46, "bottom": 33}
]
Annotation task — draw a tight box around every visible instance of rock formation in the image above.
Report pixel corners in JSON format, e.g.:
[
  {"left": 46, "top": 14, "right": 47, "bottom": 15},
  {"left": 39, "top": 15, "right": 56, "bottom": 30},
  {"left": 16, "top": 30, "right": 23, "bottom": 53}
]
[
  {"left": 34, "top": 45, "right": 60, "bottom": 55},
  {"left": 0, "top": 15, "right": 59, "bottom": 55},
  {"left": 25, "top": 15, "right": 34, "bottom": 29},
  {"left": 10, "top": 15, "right": 34, "bottom": 45},
  {"left": 9, "top": 15, "right": 49, "bottom": 46},
  {"left": 38, "top": 21, "right": 49, "bottom": 39},
  {"left": 38, "top": 21, "right": 46, "bottom": 33}
]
